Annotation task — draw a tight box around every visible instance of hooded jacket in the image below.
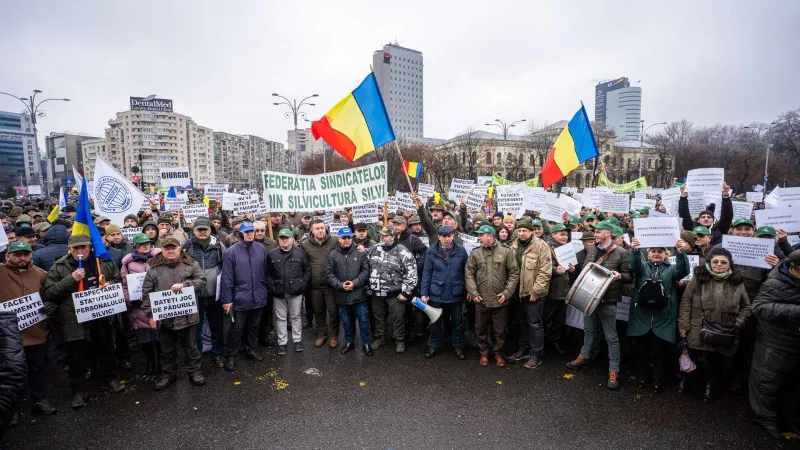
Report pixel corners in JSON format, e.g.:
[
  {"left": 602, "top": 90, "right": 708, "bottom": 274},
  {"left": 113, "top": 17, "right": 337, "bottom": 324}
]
[
  {"left": 678, "top": 196, "right": 732, "bottom": 246},
  {"left": 32, "top": 224, "right": 69, "bottom": 271},
  {"left": 420, "top": 241, "right": 468, "bottom": 303},
  {"left": 141, "top": 252, "right": 207, "bottom": 330}
]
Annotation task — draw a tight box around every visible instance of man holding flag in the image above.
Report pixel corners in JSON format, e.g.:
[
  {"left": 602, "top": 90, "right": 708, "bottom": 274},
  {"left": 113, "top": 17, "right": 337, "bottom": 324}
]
[{"left": 42, "top": 178, "right": 125, "bottom": 408}]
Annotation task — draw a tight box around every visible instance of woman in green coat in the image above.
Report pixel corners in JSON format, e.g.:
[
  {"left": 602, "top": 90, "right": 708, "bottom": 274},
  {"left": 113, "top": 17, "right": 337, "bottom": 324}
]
[{"left": 627, "top": 237, "right": 689, "bottom": 393}]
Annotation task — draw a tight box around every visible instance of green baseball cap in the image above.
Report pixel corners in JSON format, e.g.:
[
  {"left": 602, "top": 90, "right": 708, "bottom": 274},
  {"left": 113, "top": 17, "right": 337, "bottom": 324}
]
[
  {"left": 550, "top": 223, "right": 568, "bottom": 233},
  {"left": 732, "top": 218, "right": 755, "bottom": 228},
  {"left": 568, "top": 215, "right": 581, "bottom": 226},
  {"left": 611, "top": 226, "right": 624, "bottom": 237},
  {"left": 583, "top": 213, "right": 597, "bottom": 221},
  {"left": 605, "top": 216, "right": 620, "bottom": 226},
  {"left": 630, "top": 212, "right": 643, "bottom": 219},
  {"left": 278, "top": 228, "right": 294, "bottom": 238},
  {"left": 530, "top": 219, "right": 543, "bottom": 228},
  {"left": 132, "top": 233, "right": 151, "bottom": 245},
  {"left": 755, "top": 226, "right": 776, "bottom": 237},
  {"left": 639, "top": 207, "right": 650, "bottom": 214},
  {"left": 6, "top": 242, "right": 32, "bottom": 253},
  {"left": 692, "top": 226, "right": 711, "bottom": 236},
  {"left": 476, "top": 225, "right": 496, "bottom": 236},
  {"left": 593, "top": 220, "right": 615, "bottom": 232}
]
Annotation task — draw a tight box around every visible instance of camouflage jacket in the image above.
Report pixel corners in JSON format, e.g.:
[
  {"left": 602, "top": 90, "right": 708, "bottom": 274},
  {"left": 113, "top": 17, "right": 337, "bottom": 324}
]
[{"left": 366, "top": 241, "right": 418, "bottom": 297}]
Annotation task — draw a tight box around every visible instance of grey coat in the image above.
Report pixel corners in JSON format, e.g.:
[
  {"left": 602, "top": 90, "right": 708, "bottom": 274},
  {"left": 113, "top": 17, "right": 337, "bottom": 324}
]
[{"left": 142, "top": 253, "right": 207, "bottom": 330}]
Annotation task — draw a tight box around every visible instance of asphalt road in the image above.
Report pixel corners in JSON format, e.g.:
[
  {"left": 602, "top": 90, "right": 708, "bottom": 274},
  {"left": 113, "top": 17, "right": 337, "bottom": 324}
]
[{"left": 4, "top": 335, "right": 794, "bottom": 450}]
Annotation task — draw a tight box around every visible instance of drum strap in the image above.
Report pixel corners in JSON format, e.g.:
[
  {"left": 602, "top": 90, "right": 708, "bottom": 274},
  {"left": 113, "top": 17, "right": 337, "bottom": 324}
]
[{"left": 595, "top": 244, "right": 617, "bottom": 267}]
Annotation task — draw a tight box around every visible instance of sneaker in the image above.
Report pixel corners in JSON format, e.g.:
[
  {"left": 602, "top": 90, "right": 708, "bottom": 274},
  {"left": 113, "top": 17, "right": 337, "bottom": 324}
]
[
  {"left": 396, "top": 341, "right": 406, "bottom": 354},
  {"left": 523, "top": 356, "right": 543, "bottom": 369},
  {"left": 31, "top": 400, "right": 57, "bottom": 415},
  {"left": 277, "top": 345, "right": 287, "bottom": 356},
  {"left": 566, "top": 355, "right": 589, "bottom": 370},
  {"left": 71, "top": 392, "right": 88, "bottom": 409},
  {"left": 294, "top": 342, "right": 304, "bottom": 352},
  {"left": 607, "top": 371, "right": 620, "bottom": 390},
  {"left": 370, "top": 338, "right": 384, "bottom": 350},
  {"left": 509, "top": 348, "right": 529, "bottom": 361}
]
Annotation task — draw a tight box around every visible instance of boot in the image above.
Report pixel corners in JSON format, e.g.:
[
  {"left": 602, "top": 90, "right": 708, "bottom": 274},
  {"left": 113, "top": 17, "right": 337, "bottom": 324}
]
[
  {"left": 677, "top": 373, "right": 689, "bottom": 394},
  {"left": 141, "top": 342, "right": 155, "bottom": 375},
  {"left": 154, "top": 375, "right": 177, "bottom": 391},
  {"left": 754, "top": 420, "right": 783, "bottom": 440},
  {"left": 702, "top": 381, "right": 715, "bottom": 404}
]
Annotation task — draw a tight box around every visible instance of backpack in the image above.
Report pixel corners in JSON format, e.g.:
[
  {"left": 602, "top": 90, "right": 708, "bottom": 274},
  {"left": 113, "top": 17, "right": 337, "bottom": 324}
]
[{"left": 636, "top": 264, "right": 669, "bottom": 310}]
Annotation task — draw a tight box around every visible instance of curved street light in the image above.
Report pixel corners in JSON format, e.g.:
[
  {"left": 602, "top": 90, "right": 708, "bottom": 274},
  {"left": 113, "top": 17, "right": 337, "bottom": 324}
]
[
  {"left": 485, "top": 118, "right": 526, "bottom": 178},
  {"left": 638, "top": 121, "right": 666, "bottom": 178},
  {"left": 272, "top": 93, "right": 318, "bottom": 174},
  {"left": 0, "top": 89, "right": 70, "bottom": 194}
]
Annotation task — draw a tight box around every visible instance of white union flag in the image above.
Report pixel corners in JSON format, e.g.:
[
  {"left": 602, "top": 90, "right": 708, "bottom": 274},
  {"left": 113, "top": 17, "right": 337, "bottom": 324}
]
[{"left": 92, "top": 155, "right": 147, "bottom": 226}]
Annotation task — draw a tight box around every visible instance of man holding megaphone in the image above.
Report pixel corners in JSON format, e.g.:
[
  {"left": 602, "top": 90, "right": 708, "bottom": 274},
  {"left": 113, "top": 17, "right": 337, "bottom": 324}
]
[{"left": 420, "top": 226, "right": 468, "bottom": 360}]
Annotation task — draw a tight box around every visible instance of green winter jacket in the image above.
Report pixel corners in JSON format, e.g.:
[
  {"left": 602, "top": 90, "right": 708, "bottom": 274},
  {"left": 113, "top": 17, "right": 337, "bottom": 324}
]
[{"left": 627, "top": 248, "right": 689, "bottom": 344}]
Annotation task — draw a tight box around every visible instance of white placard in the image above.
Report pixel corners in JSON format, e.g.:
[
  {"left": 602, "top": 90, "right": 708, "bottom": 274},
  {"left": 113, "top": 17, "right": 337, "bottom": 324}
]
[
  {"left": 72, "top": 283, "right": 127, "bottom": 323},
  {"left": 0, "top": 293, "right": 46, "bottom": 330},
  {"left": 163, "top": 197, "right": 187, "bottom": 212},
  {"left": 722, "top": 235, "right": 773, "bottom": 269},
  {"left": 159, "top": 167, "right": 191, "bottom": 188},
  {"left": 703, "top": 192, "right": 723, "bottom": 220},
  {"left": 631, "top": 198, "right": 656, "bottom": 212},
  {"left": 523, "top": 186, "right": 546, "bottom": 212},
  {"left": 313, "top": 212, "right": 334, "bottom": 225},
  {"left": 571, "top": 232, "right": 585, "bottom": 254},
  {"left": 660, "top": 187, "right": 681, "bottom": 215},
  {"left": 566, "top": 305, "right": 585, "bottom": 329},
  {"left": 232, "top": 194, "right": 261, "bottom": 215},
  {"left": 395, "top": 192, "right": 416, "bottom": 212},
  {"left": 352, "top": 203, "right": 380, "bottom": 224},
  {"left": 765, "top": 187, "right": 800, "bottom": 209},
  {"left": 746, "top": 192, "right": 763, "bottom": 203},
  {"left": 685, "top": 168, "right": 724, "bottom": 193},
  {"left": 731, "top": 201, "right": 754, "bottom": 221},
  {"left": 385, "top": 197, "right": 398, "bottom": 215},
  {"left": 181, "top": 204, "right": 209, "bottom": 224},
  {"left": 329, "top": 223, "right": 347, "bottom": 235},
  {"left": 754, "top": 207, "right": 800, "bottom": 233},
  {"left": 633, "top": 217, "right": 680, "bottom": 248},
  {"left": 788, "top": 235, "right": 800, "bottom": 247},
  {"left": 540, "top": 192, "right": 581, "bottom": 223},
  {"left": 150, "top": 286, "right": 197, "bottom": 321},
  {"left": 126, "top": 273, "right": 146, "bottom": 301},
  {"left": 458, "top": 232, "right": 480, "bottom": 254},
  {"left": 121, "top": 227, "right": 143, "bottom": 241},
  {"left": 495, "top": 184, "right": 525, "bottom": 219},
  {"left": 687, "top": 194, "right": 706, "bottom": 217},
  {"left": 634, "top": 191, "right": 647, "bottom": 199},
  {"left": 221, "top": 192, "right": 242, "bottom": 210},
  {"left": 668, "top": 254, "right": 700, "bottom": 281},
  {"left": 215, "top": 273, "right": 222, "bottom": 301},
  {"left": 599, "top": 193, "right": 630, "bottom": 214},
  {"left": 448, "top": 178, "right": 475, "bottom": 202},
  {"left": 27, "top": 184, "right": 42, "bottom": 195},
  {"left": 204, "top": 184, "right": 228, "bottom": 200},
  {"left": 466, "top": 185, "right": 488, "bottom": 211},
  {"left": 616, "top": 296, "right": 631, "bottom": 322},
  {"left": 417, "top": 183, "right": 435, "bottom": 198},
  {"left": 554, "top": 244, "right": 578, "bottom": 270},
  {"left": 580, "top": 188, "right": 602, "bottom": 208}
]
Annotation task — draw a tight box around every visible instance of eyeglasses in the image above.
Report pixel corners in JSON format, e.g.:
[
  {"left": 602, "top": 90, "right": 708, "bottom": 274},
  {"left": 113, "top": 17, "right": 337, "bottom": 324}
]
[{"left": 710, "top": 259, "right": 729, "bottom": 265}]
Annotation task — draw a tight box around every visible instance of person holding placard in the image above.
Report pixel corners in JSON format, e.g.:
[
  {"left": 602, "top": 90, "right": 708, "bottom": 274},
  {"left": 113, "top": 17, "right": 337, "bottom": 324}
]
[
  {"left": 181, "top": 219, "right": 227, "bottom": 367},
  {"left": 0, "top": 242, "right": 57, "bottom": 421},
  {"left": 544, "top": 224, "right": 576, "bottom": 357},
  {"left": 627, "top": 237, "right": 689, "bottom": 394},
  {"left": 755, "top": 226, "right": 793, "bottom": 261},
  {"left": 678, "top": 247, "right": 751, "bottom": 404},
  {"left": 749, "top": 250, "right": 800, "bottom": 440},
  {"left": 142, "top": 237, "right": 207, "bottom": 390},
  {"left": 121, "top": 234, "right": 163, "bottom": 375},
  {"left": 678, "top": 182, "right": 732, "bottom": 246},
  {"left": 43, "top": 234, "right": 125, "bottom": 408},
  {"left": 566, "top": 220, "right": 631, "bottom": 390}
]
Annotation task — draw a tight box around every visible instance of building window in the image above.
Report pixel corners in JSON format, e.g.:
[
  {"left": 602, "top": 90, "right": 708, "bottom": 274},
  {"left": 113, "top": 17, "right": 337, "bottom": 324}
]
[{"left": 485, "top": 151, "right": 492, "bottom": 164}]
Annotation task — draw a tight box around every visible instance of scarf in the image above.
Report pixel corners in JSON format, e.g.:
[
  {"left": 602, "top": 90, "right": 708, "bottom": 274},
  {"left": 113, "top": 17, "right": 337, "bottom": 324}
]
[
  {"left": 131, "top": 251, "right": 153, "bottom": 263},
  {"left": 705, "top": 263, "right": 732, "bottom": 281}
]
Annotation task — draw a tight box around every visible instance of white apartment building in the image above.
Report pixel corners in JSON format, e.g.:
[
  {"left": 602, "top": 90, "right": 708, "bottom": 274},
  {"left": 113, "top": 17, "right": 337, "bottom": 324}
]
[
  {"left": 213, "top": 132, "right": 285, "bottom": 189},
  {"left": 372, "top": 42, "right": 424, "bottom": 140},
  {"left": 79, "top": 138, "right": 110, "bottom": 180},
  {"left": 288, "top": 127, "right": 328, "bottom": 163}
]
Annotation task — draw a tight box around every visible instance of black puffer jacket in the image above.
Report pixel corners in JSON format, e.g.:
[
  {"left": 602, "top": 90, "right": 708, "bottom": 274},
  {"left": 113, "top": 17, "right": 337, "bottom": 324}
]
[
  {"left": 751, "top": 260, "right": 800, "bottom": 353},
  {"left": 32, "top": 224, "right": 69, "bottom": 271},
  {"left": 266, "top": 246, "right": 310, "bottom": 298},
  {"left": 0, "top": 311, "right": 26, "bottom": 441},
  {"left": 325, "top": 243, "right": 370, "bottom": 305},
  {"left": 678, "top": 196, "right": 732, "bottom": 246}
]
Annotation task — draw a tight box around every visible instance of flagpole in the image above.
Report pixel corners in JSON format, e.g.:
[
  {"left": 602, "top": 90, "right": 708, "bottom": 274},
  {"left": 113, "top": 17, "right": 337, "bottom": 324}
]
[{"left": 393, "top": 141, "right": 416, "bottom": 195}]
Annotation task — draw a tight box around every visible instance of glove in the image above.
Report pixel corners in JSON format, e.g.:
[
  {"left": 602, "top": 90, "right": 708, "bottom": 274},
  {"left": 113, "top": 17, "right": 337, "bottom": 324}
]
[{"left": 40, "top": 302, "right": 58, "bottom": 316}]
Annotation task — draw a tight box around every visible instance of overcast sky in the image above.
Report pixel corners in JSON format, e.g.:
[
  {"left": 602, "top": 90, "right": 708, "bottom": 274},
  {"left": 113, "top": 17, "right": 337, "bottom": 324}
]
[{"left": 1, "top": 0, "right": 798, "bottom": 147}]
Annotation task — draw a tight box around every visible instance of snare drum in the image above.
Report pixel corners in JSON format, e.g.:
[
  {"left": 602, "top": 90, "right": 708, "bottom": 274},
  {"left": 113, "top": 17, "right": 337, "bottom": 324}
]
[{"left": 565, "top": 262, "right": 615, "bottom": 316}]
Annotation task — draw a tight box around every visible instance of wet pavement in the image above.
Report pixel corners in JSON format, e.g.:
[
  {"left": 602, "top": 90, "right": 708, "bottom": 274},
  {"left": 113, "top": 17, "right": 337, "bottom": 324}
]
[{"left": 4, "top": 335, "right": 794, "bottom": 450}]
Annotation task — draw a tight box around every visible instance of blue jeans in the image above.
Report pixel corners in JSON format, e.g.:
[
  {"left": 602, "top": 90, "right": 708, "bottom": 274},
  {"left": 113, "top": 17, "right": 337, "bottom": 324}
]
[
  {"left": 429, "top": 301, "right": 463, "bottom": 349},
  {"left": 579, "top": 303, "right": 620, "bottom": 372},
  {"left": 338, "top": 302, "right": 371, "bottom": 346},
  {"left": 519, "top": 296, "right": 544, "bottom": 358},
  {"left": 196, "top": 296, "right": 224, "bottom": 356}
]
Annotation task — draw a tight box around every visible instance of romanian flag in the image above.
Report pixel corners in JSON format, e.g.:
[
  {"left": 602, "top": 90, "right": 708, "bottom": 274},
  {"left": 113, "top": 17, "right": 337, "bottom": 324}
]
[
  {"left": 403, "top": 161, "right": 422, "bottom": 178},
  {"left": 311, "top": 73, "right": 395, "bottom": 163},
  {"left": 540, "top": 105, "right": 600, "bottom": 189},
  {"left": 72, "top": 178, "right": 111, "bottom": 260},
  {"left": 48, "top": 186, "right": 68, "bottom": 223}
]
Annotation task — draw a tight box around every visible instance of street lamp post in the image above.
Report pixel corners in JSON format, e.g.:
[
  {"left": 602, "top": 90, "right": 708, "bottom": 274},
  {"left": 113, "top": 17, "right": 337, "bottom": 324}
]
[
  {"left": 272, "top": 93, "right": 318, "bottom": 174},
  {"left": 485, "top": 118, "right": 526, "bottom": 179},
  {"left": 744, "top": 121, "right": 776, "bottom": 190},
  {"left": 638, "top": 121, "right": 666, "bottom": 178},
  {"left": 0, "top": 89, "right": 70, "bottom": 195}
]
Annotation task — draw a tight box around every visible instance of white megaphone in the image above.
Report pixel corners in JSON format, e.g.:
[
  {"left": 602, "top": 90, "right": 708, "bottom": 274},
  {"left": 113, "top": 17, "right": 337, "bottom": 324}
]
[{"left": 412, "top": 297, "right": 442, "bottom": 324}]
